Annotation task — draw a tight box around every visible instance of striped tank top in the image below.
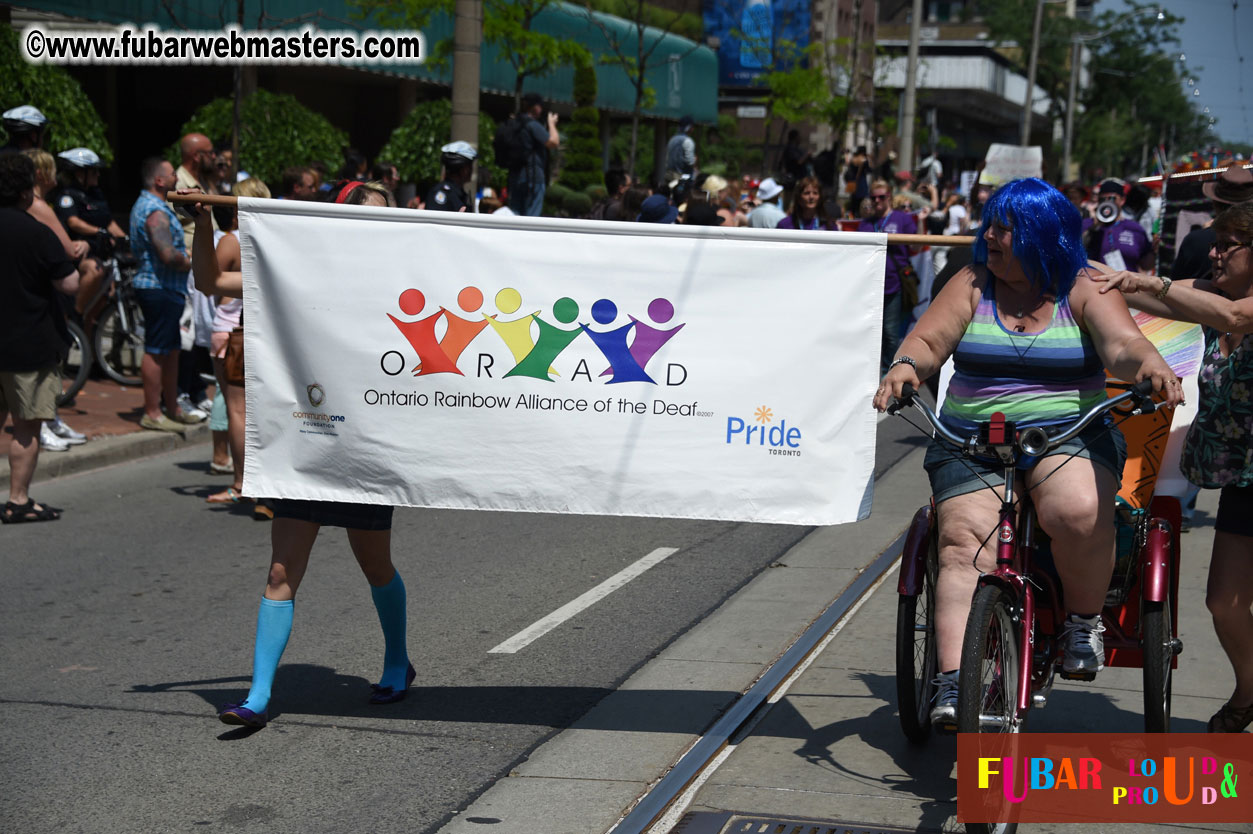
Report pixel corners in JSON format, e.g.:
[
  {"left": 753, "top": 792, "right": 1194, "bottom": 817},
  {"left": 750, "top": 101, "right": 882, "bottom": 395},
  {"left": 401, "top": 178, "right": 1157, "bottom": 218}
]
[{"left": 940, "top": 282, "right": 1106, "bottom": 433}]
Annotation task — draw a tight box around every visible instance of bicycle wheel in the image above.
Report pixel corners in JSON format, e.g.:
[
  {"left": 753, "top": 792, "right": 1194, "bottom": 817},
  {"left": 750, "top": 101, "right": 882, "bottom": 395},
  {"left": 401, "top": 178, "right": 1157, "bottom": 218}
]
[
  {"left": 57, "top": 320, "right": 92, "bottom": 406},
  {"left": 959, "top": 585, "right": 1021, "bottom": 834},
  {"left": 896, "top": 529, "right": 939, "bottom": 744},
  {"left": 94, "top": 298, "right": 145, "bottom": 386},
  {"left": 1142, "top": 592, "right": 1173, "bottom": 733}
]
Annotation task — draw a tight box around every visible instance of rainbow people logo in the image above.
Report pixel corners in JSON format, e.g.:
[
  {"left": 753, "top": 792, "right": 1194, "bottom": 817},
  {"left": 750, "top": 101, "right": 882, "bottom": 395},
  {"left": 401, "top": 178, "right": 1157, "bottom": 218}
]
[{"left": 382, "top": 286, "right": 685, "bottom": 385}]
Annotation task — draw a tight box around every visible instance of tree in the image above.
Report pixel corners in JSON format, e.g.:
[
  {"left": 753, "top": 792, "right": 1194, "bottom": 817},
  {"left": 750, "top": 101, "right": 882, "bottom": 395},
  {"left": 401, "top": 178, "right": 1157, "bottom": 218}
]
[
  {"left": 980, "top": 0, "right": 1212, "bottom": 178},
  {"left": 171, "top": 90, "right": 348, "bottom": 188},
  {"left": 1073, "top": 3, "right": 1213, "bottom": 178},
  {"left": 0, "top": 29, "right": 112, "bottom": 162},
  {"left": 354, "top": 0, "right": 590, "bottom": 112},
  {"left": 558, "top": 57, "right": 603, "bottom": 192},
  {"left": 576, "top": 0, "right": 702, "bottom": 176},
  {"left": 378, "top": 98, "right": 504, "bottom": 189}
]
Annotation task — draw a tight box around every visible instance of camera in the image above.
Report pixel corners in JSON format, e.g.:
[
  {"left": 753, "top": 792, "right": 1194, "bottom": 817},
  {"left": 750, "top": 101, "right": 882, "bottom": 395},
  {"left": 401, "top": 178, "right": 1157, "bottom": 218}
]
[{"left": 1095, "top": 199, "right": 1120, "bottom": 225}]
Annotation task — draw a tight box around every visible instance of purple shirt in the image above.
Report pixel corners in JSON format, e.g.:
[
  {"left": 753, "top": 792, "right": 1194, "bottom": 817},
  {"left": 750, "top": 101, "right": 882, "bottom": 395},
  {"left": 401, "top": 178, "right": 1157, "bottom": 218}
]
[
  {"left": 859, "top": 210, "right": 917, "bottom": 295},
  {"left": 1082, "top": 218, "right": 1150, "bottom": 269},
  {"left": 776, "top": 214, "right": 834, "bottom": 231}
]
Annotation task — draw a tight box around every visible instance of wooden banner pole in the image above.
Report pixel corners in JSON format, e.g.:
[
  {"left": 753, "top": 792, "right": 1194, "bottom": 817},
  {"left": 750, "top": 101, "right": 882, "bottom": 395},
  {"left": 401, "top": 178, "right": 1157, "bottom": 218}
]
[{"left": 164, "top": 194, "right": 978, "bottom": 248}]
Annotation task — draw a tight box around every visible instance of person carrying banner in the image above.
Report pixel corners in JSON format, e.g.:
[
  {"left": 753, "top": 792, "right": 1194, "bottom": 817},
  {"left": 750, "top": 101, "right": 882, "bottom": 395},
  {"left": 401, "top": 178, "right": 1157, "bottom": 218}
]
[
  {"left": 872, "top": 177, "right": 1181, "bottom": 728},
  {"left": 183, "top": 190, "right": 413, "bottom": 729}
]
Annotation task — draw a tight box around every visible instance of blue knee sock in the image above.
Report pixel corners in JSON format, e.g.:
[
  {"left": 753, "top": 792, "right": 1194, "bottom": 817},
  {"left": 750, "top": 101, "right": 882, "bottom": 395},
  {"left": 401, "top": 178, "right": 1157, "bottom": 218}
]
[
  {"left": 370, "top": 571, "right": 410, "bottom": 690},
  {"left": 240, "top": 597, "right": 293, "bottom": 714}
]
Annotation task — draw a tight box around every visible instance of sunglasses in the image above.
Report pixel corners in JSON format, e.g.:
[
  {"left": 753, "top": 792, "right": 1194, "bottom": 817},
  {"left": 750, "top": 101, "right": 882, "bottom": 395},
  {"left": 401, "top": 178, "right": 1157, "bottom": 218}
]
[
  {"left": 1215, "top": 240, "right": 1251, "bottom": 255},
  {"left": 871, "top": 194, "right": 890, "bottom": 201}
]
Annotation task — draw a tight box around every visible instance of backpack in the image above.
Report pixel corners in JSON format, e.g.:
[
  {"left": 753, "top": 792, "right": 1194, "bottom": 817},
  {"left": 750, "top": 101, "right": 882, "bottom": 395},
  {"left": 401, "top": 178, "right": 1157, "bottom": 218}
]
[{"left": 493, "top": 116, "right": 530, "bottom": 173}]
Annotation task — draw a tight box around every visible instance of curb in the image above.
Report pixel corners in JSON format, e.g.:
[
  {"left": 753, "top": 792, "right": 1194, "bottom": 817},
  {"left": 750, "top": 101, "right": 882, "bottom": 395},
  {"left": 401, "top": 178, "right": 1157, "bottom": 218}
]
[{"left": 2, "top": 423, "right": 211, "bottom": 486}]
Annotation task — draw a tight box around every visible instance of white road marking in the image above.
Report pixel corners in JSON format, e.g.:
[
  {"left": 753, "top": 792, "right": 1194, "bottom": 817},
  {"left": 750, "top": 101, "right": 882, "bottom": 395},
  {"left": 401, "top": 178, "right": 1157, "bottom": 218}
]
[{"left": 488, "top": 547, "right": 681, "bottom": 654}]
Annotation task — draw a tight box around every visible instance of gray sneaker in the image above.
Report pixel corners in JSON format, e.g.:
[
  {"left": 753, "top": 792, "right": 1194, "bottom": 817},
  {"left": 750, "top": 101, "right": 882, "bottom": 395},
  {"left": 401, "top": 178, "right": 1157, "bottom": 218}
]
[
  {"left": 929, "top": 670, "right": 959, "bottom": 728},
  {"left": 1061, "top": 614, "right": 1106, "bottom": 675}
]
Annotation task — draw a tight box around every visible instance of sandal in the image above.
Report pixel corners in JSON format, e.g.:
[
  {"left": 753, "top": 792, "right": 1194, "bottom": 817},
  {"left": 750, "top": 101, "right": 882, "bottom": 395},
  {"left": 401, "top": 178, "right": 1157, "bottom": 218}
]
[
  {"left": 1, "top": 499, "right": 62, "bottom": 524},
  {"left": 209, "top": 461, "right": 234, "bottom": 475},
  {"left": 1207, "top": 700, "right": 1253, "bottom": 733},
  {"left": 206, "top": 487, "right": 241, "bottom": 505}
]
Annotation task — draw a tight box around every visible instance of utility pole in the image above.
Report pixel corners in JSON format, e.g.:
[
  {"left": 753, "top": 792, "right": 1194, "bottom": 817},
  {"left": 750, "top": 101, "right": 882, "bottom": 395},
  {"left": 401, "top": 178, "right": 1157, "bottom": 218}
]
[
  {"left": 899, "top": 0, "right": 923, "bottom": 175},
  {"left": 1020, "top": 0, "right": 1045, "bottom": 146},
  {"left": 450, "top": 0, "right": 482, "bottom": 147}
]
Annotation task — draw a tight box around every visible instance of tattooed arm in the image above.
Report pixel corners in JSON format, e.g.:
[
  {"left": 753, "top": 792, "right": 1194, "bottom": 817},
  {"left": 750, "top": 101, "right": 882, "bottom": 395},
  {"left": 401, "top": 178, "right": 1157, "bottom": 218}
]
[{"left": 146, "top": 210, "right": 191, "bottom": 271}]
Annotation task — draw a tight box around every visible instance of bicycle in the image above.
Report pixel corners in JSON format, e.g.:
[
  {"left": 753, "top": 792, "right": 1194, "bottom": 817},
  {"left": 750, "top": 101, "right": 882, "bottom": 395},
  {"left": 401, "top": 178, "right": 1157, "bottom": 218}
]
[
  {"left": 892, "top": 381, "right": 1183, "bottom": 755},
  {"left": 77, "top": 238, "right": 144, "bottom": 387},
  {"left": 56, "top": 316, "right": 92, "bottom": 406}
]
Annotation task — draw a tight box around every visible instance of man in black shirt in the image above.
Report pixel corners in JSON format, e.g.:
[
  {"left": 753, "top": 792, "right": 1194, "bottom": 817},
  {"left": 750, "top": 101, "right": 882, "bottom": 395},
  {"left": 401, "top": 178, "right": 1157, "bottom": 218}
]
[{"left": 0, "top": 153, "right": 79, "bottom": 523}]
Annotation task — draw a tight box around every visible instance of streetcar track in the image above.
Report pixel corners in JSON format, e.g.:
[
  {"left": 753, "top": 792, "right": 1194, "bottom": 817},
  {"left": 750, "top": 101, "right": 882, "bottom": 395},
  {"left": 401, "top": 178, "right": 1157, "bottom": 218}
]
[{"left": 606, "top": 531, "right": 909, "bottom": 834}]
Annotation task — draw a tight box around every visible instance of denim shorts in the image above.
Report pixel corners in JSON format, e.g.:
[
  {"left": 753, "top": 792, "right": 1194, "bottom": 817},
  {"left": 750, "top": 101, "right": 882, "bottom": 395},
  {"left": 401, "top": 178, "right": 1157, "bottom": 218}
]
[
  {"left": 923, "top": 419, "right": 1127, "bottom": 504},
  {"left": 135, "top": 287, "right": 185, "bottom": 355},
  {"left": 1216, "top": 484, "right": 1253, "bottom": 536}
]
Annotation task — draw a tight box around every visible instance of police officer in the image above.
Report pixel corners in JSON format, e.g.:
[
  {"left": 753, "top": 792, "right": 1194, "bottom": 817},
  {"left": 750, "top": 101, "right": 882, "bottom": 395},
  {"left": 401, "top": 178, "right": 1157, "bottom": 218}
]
[
  {"left": 49, "top": 148, "right": 127, "bottom": 259},
  {"left": 2, "top": 105, "right": 49, "bottom": 153},
  {"left": 426, "top": 141, "right": 476, "bottom": 213}
]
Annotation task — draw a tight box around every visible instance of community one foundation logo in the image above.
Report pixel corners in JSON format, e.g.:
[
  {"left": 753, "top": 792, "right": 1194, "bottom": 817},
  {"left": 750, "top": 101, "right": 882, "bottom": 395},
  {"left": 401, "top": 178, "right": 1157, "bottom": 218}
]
[{"left": 380, "top": 287, "right": 686, "bottom": 385}]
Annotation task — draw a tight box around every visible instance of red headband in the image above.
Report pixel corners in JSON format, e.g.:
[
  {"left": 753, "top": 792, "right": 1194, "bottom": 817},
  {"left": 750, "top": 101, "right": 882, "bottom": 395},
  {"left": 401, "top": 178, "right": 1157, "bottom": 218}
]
[{"left": 335, "top": 180, "right": 366, "bottom": 203}]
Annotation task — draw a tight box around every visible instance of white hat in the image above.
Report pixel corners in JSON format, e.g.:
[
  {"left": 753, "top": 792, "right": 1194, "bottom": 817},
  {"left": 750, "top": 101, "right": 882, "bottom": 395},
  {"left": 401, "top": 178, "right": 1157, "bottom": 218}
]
[
  {"left": 3, "top": 105, "right": 48, "bottom": 128},
  {"left": 756, "top": 177, "right": 783, "bottom": 202},
  {"left": 57, "top": 147, "right": 103, "bottom": 168},
  {"left": 440, "top": 140, "right": 477, "bottom": 162}
]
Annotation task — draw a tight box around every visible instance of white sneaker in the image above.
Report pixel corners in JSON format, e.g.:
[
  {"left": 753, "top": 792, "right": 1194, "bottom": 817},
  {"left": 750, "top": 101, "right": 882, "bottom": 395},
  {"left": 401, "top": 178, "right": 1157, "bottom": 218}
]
[
  {"left": 39, "top": 423, "right": 71, "bottom": 451},
  {"left": 46, "top": 417, "right": 87, "bottom": 445},
  {"left": 174, "top": 394, "right": 208, "bottom": 422},
  {"left": 196, "top": 397, "right": 215, "bottom": 413}
]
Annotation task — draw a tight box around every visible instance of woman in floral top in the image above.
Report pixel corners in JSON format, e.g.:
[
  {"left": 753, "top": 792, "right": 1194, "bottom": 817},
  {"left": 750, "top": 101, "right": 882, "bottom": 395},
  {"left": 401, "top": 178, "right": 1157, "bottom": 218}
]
[{"left": 1097, "top": 199, "right": 1253, "bottom": 732}]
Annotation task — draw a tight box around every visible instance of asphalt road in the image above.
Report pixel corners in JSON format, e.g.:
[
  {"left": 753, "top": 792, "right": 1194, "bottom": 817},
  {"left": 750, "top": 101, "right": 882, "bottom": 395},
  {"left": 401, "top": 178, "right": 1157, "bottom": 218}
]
[{"left": 0, "top": 415, "right": 922, "bottom": 834}]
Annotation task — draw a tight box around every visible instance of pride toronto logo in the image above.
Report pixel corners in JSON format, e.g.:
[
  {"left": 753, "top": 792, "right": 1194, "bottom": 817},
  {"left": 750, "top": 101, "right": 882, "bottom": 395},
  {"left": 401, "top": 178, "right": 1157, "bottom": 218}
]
[
  {"left": 379, "top": 287, "right": 686, "bottom": 385},
  {"left": 725, "top": 405, "right": 803, "bottom": 457}
]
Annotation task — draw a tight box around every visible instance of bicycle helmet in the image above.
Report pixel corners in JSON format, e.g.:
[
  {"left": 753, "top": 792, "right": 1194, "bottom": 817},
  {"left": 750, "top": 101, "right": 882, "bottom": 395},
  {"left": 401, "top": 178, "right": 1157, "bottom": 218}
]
[
  {"left": 58, "top": 147, "right": 103, "bottom": 168},
  {"left": 440, "top": 141, "right": 477, "bottom": 169},
  {"left": 3, "top": 104, "right": 48, "bottom": 132}
]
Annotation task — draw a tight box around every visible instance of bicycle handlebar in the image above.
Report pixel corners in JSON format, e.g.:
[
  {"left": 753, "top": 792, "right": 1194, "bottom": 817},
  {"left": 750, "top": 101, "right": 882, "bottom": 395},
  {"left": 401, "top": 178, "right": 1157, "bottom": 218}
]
[{"left": 889, "top": 378, "right": 1156, "bottom": 459}]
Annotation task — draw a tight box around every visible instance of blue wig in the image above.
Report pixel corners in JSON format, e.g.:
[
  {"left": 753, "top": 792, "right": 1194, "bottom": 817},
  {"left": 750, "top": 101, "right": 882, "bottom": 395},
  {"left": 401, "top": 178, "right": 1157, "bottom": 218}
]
[{"left": 971, "top": 178, "right": 1087, "bottom": 299}]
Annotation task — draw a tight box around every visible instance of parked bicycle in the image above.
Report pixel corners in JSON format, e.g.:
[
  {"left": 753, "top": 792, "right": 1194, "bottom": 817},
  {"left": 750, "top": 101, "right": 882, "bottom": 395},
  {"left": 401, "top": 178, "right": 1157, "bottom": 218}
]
[{"left": 892, "top": 380, "right": 1182, "bottom": 761}]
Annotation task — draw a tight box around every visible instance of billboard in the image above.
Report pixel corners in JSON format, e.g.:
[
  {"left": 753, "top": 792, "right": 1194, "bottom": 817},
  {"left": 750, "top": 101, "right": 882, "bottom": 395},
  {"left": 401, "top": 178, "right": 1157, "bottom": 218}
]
[{"left": 702, "top": 0, "right": 812, "bottom": 87}]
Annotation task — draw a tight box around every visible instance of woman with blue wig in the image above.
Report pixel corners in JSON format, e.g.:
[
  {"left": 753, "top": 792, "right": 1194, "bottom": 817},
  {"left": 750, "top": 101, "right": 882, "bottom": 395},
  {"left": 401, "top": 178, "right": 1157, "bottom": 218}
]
[{"left": 872, "top": 177, "right": 1182, "bottom": 729}]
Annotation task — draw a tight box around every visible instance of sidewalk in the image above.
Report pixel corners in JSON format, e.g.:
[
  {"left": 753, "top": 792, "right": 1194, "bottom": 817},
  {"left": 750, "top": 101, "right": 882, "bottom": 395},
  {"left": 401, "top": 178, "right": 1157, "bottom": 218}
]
[
  {"left": 436, "top": 452, "right": 1245, "bottom": 834},
  {"left": 1, "top": 377, "right": 211, "bottom": 486}
]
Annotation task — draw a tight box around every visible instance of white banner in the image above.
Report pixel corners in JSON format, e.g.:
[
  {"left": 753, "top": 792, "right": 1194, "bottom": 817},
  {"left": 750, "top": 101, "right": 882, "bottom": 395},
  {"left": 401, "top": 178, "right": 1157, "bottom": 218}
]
[
  {"left": 981, "top": 143, "right": 1044, "bottom": 186},
  {"left": 238, "top": 200, "right": 885, "bottom": 525}
]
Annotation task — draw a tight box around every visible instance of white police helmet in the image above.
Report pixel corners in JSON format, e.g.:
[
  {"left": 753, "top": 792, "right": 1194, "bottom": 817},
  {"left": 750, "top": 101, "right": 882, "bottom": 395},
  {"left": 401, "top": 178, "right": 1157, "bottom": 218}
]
[
  {"left": 58, "top": 147, "right": 103, "bottom": 168},
  {"left": 440, "top": 141, "right": 477, "bottom": 167},
  {"left": 3, "top": 105, "right": 48, "bottom": 131}
]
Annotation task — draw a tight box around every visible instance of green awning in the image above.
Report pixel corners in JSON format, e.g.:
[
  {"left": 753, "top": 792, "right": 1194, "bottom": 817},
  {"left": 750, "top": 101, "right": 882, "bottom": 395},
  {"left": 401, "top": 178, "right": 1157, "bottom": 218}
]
[{"left": 13, "top": 0, "right": 717, "bottom": 122}]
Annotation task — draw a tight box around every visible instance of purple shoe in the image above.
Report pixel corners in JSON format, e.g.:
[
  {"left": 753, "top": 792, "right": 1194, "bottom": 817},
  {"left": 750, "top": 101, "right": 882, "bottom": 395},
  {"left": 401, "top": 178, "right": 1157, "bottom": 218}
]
[
  {"left": 218, "top": 702, "right": 267, "bottom": 728},
  {"left": 369, "top": 663, "right": 416, "bottom": 705}
]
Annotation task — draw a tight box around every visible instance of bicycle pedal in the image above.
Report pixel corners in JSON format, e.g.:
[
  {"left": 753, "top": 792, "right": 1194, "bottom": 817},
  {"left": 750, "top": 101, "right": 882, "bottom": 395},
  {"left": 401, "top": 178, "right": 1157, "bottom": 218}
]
[{"left": 1059, "top": 670, "right": 1097, "bottom": 681}]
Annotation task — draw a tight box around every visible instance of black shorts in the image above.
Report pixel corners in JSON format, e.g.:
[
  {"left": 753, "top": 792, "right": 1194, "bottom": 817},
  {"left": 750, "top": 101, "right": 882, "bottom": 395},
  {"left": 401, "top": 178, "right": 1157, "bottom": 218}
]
[
  {"left": 1216, "top": 484, "right": 1253, "bottom": 537},
  {"left": 270, "top": 499, "right": 394, "bottom": 530}
]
